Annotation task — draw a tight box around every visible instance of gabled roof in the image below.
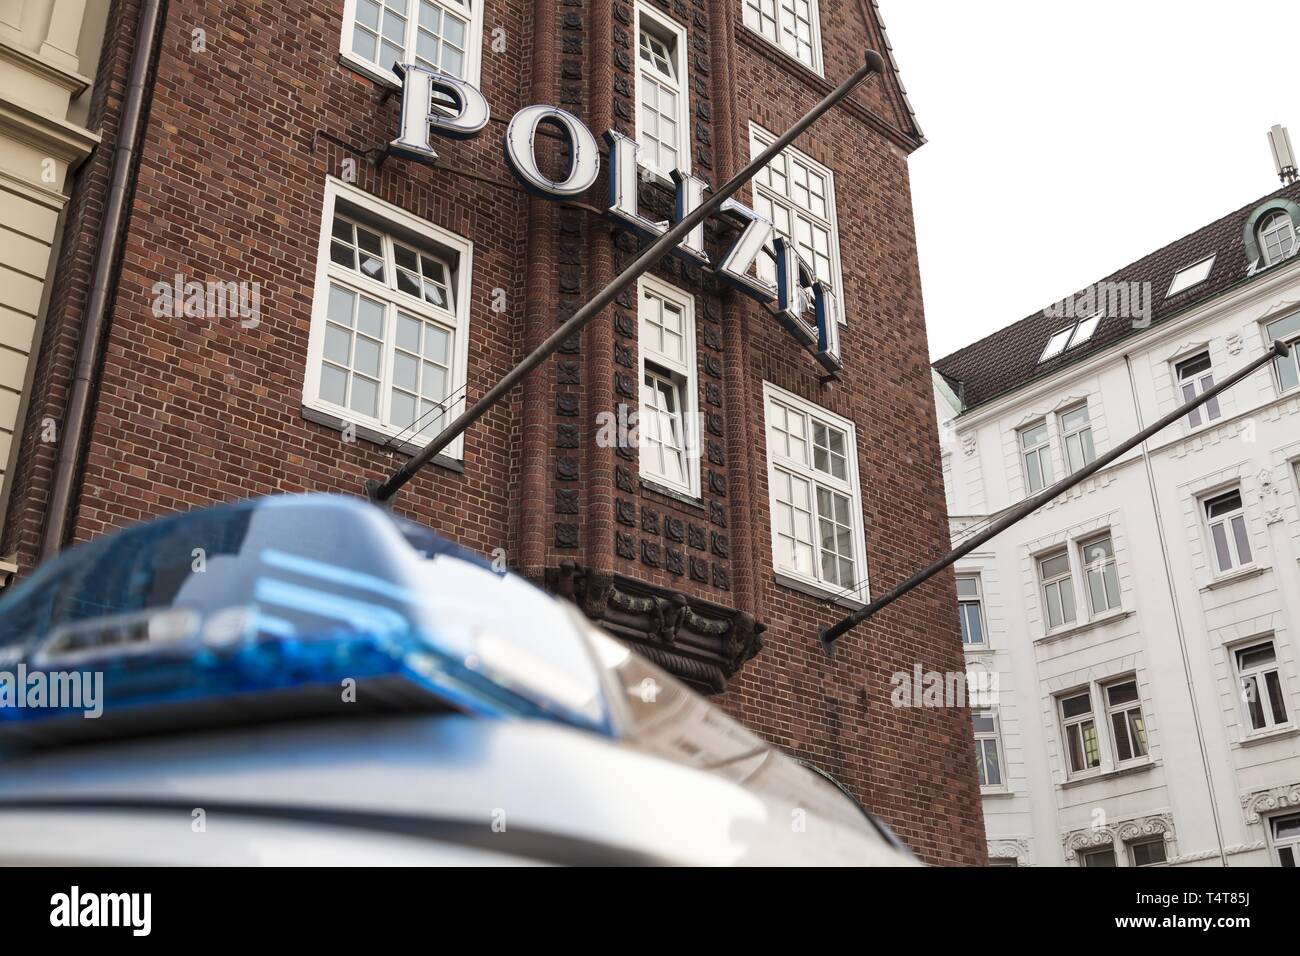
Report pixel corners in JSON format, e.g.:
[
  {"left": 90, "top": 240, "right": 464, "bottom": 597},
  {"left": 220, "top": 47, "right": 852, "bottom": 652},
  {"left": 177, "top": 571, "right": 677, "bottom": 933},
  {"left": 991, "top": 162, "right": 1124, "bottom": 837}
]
[
  {"left": 932, "top": 181, "right": 1300, "bottom": 412},
  {"left": 866, "top": 0, "right": 925, "bottom": 145}
]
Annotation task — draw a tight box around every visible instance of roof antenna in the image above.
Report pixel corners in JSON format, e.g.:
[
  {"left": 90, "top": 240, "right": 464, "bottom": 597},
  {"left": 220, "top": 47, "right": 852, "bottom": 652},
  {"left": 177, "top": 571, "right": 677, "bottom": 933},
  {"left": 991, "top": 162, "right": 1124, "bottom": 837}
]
[{"left": 1269, "top": 125, "right": 1298, "bottom": 185}]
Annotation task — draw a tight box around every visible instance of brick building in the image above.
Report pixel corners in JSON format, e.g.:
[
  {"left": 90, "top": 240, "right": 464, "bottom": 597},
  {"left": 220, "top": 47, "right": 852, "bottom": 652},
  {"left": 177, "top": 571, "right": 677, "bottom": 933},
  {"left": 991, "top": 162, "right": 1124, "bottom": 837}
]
[{"left": 0, "top": 0, "right": 985, "bottom": 864}]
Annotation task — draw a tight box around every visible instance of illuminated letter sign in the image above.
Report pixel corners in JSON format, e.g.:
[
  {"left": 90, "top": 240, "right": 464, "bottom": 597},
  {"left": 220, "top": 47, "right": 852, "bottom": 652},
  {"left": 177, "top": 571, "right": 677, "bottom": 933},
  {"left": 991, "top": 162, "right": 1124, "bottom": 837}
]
[
  {"left": 504, "top": 105, "right": 601, "bottom": 199},
  {"left": 390, "top": 64, "right": 490, "bottom": 163}
]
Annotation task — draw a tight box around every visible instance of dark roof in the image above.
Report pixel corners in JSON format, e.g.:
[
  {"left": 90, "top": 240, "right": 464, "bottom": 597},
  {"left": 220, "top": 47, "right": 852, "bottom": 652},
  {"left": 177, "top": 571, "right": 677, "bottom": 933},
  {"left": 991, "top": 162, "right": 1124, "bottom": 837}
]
[{"left": 932, "top": 181, "right": 1300, "bottom": 411}]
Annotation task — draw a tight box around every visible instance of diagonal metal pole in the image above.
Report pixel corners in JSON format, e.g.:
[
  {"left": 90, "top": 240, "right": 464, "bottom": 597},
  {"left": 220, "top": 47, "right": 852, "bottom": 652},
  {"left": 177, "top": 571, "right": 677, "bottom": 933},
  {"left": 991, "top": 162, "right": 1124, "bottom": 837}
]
[
  {"left": 819, "top": 338, "right": 1292, "bottom": 656},
  {"left": 366, "top": 50, "right": 886, "bottom": 503}
]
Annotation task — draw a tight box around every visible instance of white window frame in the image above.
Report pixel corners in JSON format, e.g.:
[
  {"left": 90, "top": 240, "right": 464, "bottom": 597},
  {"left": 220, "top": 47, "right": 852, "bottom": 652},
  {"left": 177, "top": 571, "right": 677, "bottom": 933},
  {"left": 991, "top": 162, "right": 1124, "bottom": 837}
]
[
  {"left": 1264, "top": 311, "right": 1300, "bottom": 394},
  {"left": 1079, "top": 846, "right": 1117, "bottom": 867},
  {"left": 340, "top": 0, "right": 485, "bottom": 89},
  {"left": 762, "top": 382, "right": 869, "bottom": 602},
  {"left": 637, "top": 274, "right": 699, "bottom": 497},
  {"left": 1201, "top": 488, "right": 1254, "bottom": 576},
  {"left": 1259, "top": 210, "right": 1297, "bottom": 267},
  {"left": 305, "top": 177, "right": 473, "bottom": 460},
  {"left": 1038, "top": 548, "right": 1077, "bottom": 632},
  {"left": 1058, "top": 688, "right": 1102, "bottom": 777},
  {"left": 1058, "top": 403, "right": 1095, "bottom": 474},
  {"left": 749, "top": 123, "right": 846, "bottom": 325},
  {"left": 1019, "top": 420, "right": 1054, "bottom": 494},
  {"left": 633, "top": 2, "right": 691, "bottom": 180},
  {"left": 1102, "top": 676, "right": 1148, "bottom": 767},
  {"left": 1267, "top": 811, "right": 1300, "bottom": 867},
  {"left": 742, "top": 0, "right": 824, "bottom": 74},
  {"left": 1174, "top": 351, "right": 1221, "bottom": 428},
  {"left": 972, "top": 709, "right": 1005, "bottom": 790},
  {"left": 957, "top": 573, "right": 987, "bottom": 647},
  {"left": 1126, "top": 837, "right": 1167, "bottom": 867},
  {"left": 1079, "top": 534, "right": 1120, "bottom": 617},
  {"left": 1232, "top": 639, "right": 1291, "bottom": 735}
]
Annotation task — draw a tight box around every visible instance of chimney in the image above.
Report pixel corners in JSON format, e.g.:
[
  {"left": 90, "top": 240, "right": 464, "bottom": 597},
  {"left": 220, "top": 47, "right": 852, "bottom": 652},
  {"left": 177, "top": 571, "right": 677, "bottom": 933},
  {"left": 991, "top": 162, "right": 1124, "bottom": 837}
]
[{"left": 1269, "top": 125, "right": 1298, "bottom": 185}]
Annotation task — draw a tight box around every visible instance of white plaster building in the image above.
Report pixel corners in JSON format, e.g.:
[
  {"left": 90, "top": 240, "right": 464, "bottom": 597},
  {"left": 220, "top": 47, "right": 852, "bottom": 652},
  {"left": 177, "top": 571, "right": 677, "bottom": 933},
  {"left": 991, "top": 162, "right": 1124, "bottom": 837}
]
[{"left": 933, "top": 181, "right": 1300, "bottom": 867}]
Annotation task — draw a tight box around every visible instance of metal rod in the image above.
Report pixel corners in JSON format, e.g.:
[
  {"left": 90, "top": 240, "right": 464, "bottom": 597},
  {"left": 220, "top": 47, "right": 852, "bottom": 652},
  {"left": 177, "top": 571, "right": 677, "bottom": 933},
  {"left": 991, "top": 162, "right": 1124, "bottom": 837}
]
[
  {"left": 366, "top": 50, "right": 886, "bottom": 503},
  {"left": 819, "top": 339, "right": 1292, "bottom": 655}
]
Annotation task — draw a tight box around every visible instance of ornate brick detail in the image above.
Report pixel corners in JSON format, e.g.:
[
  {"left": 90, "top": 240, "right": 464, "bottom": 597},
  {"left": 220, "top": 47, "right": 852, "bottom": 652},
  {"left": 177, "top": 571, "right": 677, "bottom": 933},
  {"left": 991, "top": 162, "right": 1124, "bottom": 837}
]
[
  {"left": 555, "top": 489, "right": 579, "bottom": 514},
  {"left": 555, "top": 523, "right": 579, "bottom": 548},
  {"left": 640, "top": 539, "right": 661, "bottom": 568},
  {"left": 665, "top": 548, "right": 685, "bottom": 576},
  {"left": 711, "top": 564, "right": 729, "bottom": 589},
  {"left": 706, "top": 412, "right": 723, "bottom": 437},
  {"left": 706, "top": 439, "right": 724, "bottom": 465},
  {"left": 664, "top": 516, "right": 685, "bottom": 542},
  {"left": 615, "top": 532, "right": 636, "bottom": 560},
  {"left": 556, "top": 424, "right": 579, "bottom": 448},
  {"left": 615, "top": 372, "right": 636, "bottom": 398},
  {"left": 641, "top": 507, "right": 660, "bottom": 534},
  {"left": 556, "top": 456, "right": 579, "bottom": 481},
  {"left": 704, "top": 382, "right": 721, "bottom": 406},
  {"left": 708, "top": 500, "right": 727, "bottom": 528},
  {"left": 557, "top": 360, "right": 581, "bottom": 384},
  {"left": 556, "top": 394, "right": 580, "bottom": 416},
  {"left": 688, "top": 523, "right": 706, "bottom": 550},
  {"left": 710, "top": 532, "right": 729, "bottom": 558},
  {"left": 708, "top": 470, "right": 727, "bottom": 496},
  {"left": 689, "top": 556, "right": 709, "bottom": 582},
  {"left": 615, "top": 465, "right": 635, "bottom": 493},
  {"left": 613, "top": 342, "right": 633, "bottom": 367},
  {"left": 615, "top": 498, "right": 637, "bottom": 526}
]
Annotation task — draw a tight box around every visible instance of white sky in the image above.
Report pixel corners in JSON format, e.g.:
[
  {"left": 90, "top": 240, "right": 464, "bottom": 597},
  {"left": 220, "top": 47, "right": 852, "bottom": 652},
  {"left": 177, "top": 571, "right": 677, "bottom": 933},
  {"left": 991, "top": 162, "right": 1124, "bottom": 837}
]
[{"left": 880, "top": 0, "right": 1300, "bottom": 360}]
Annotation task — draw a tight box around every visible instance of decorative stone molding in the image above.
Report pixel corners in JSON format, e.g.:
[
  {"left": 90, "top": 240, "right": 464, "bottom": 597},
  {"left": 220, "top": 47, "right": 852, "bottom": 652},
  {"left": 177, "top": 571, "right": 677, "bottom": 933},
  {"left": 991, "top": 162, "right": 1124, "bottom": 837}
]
[
  {"left": 961, "top": 433, "right": 977, "bottom": 458},
  {"left": 1241, "top": 782, "right": 1300, "bottom": 825},
  {"left": 1062, "top": 812, "right": 1175, "bottom": 863},
  {"left": 1257, "top": 466, "right": 1285, "bottom": 525},
  {"left": 988, "top": 838, "right": 1030, "bottom": 867},
  {"left": 1225, "top": 332, "right": 1244, "bottom": 355},
  {"left": 544, "top": 562, "right": 765, "bottom": 694}
]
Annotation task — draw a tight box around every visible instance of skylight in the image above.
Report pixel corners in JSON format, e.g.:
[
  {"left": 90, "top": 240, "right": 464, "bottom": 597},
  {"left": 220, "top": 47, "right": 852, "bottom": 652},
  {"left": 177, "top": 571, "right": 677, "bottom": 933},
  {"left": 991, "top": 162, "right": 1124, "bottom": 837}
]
[
  {"left": 1038, "top": 312, "right": 1103, "bottom": 363},
  {"left": 1040, "top": 327, "right": 1073, "bottom": 362},
  {"left": 1166, "top": 256, "right": 1215, "bottom": 298},
  {"left": 1067, "top": 312, "right": 1102, "bottom": 348}
]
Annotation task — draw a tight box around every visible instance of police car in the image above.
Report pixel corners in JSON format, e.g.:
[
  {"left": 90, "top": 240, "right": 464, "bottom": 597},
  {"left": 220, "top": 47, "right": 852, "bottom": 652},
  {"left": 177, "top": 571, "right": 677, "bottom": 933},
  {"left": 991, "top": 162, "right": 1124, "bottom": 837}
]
[{"left": 0, "top": 494, "right": 913, "bottom": 865}]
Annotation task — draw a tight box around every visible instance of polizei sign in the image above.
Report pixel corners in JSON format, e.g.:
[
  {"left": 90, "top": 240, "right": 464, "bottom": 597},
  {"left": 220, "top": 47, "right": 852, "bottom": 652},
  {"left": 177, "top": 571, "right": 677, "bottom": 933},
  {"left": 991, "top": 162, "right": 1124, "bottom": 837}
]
[{"left": 390, "top": 64, "right": 841, "bottom": 372}]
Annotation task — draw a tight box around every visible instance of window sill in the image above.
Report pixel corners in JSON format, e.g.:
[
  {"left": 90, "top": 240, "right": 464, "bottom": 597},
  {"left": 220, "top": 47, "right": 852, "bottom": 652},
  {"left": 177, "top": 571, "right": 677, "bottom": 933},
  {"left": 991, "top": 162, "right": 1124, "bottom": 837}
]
[
  {"left": 772, "top": 571, "right": 865, "bottom": 611},
  {"left": 1200, "top": 565, "right": 1269, "bottom": 591},
  {"left": 980, "top": 787, "right": 1015, "bottom": 799},
  {"left": 639, "top": 477, "right": 706, "bottom": 513},
  {"left": 1059, "top": 758, "right": 1158, "bottom": 790},
  {"left": 1235, "top": 724, "right": 1299, "bottom": 748},
  {"left": 338, "top": 52, "right": 401, "bottom": 91},
  {"left": 1036, "top": 609, "right": 1135, "bottom": 645},
  {"left": 301, "top": 404, "right": 464, "bottom": 473}
]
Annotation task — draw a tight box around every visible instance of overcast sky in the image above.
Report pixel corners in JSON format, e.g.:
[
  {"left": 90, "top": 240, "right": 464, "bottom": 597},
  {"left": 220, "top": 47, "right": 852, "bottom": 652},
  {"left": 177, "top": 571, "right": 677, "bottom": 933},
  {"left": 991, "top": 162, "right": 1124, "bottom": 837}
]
[{"left": 880, "top": 0, "right": 1300, "bottom": 360}]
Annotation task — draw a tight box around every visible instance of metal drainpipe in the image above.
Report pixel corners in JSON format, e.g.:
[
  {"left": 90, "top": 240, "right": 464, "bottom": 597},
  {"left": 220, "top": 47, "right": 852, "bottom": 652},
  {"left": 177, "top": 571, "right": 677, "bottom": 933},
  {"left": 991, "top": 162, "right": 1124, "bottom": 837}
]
[
  {"left": 41, "top": 0, "right": 166, "bottom": 561},
  {"left": 1123, "top": 353, "right": 1228, "bottom": 867}
]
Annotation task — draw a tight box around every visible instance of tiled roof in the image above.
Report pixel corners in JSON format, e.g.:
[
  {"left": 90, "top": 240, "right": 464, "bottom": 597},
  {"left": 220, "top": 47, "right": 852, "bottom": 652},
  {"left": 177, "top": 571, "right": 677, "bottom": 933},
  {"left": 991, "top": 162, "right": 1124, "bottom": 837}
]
[{"left": 932, "top": 181, "right": 1300, "bottom": 412}]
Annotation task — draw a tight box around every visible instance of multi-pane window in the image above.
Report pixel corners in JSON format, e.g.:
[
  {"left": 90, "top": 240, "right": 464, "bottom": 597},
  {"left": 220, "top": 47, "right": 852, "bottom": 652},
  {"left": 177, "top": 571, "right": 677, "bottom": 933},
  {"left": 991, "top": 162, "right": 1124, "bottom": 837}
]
[
  {"left": 1038, "top": 550, "right": 1076, "bottom": 630},
  {"left": 1259, "top": 210, "right": 1297, "bottom": 266},
  {"left": 307, "top": 181, "right": 471, "bottom": 457},
  {"left": 1175, "top": 352, "right": 1221, "bottom": 427},
  {"left": 1128, "top": 839, "right": 1166, "bottom": 867},
  {"left": 1059, "top": 690, "right": 1101, "bottom": 775},
  {"left": 1271, "top": 812, "right": 1300, "bottom": 867},
  {"left": 1080, "top": 847, "right": 1117, "bottom": 867},
  {"left": 1059, "top": 404, "right": 1095, "bottom": 474},
  {"left": 764, "top": 384, "right": 867, "bottom": 598},
  {"left": 1020, "top": 421, "right": 1054, "bottom": 493},
  {"left": 1234, "top": 641, "right": 1290, "bottom": 733},
  {"left": 750, "top": 127, "right": 842, "bottom": 320},
  {"left": 344, "top": 0, "right": 479, "bottom": 84},
  {"left": 743, "top": 0, "right": 821, "bottom": 72},
  {"left": 1080, "top": 535, "right": 1120, "bottom": 616},
  {"left": 1203, "top": 490, "right": 1253, "bottom": 575},
  {"left": 1265, "top": 312, "right": 1300, "bottom": 393},
  {"left": 957, "top": 574, "right": 986, "bottom": 646},
  {"left": 638, "top": 277, "right": 697, "bottom": 495},
  {"left": 972, "top": 711, "right": 1004, "bottom": 788},
  {"left": 1104, "top": 678, "right": 1148, "bottom": 764},
  {"left": 635, "top": 5, "right": 690, "bottom": 177}
]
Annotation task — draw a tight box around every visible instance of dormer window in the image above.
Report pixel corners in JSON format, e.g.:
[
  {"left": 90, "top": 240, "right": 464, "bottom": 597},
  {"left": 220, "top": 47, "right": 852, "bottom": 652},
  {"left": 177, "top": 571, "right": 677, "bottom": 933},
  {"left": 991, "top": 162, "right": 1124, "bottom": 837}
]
[
  {"left": 1259, "top": 210, "right": 1297, "bottom": 267},
  {"left": 1038, "top": 312, "right": 1101, "bottom": 363}
]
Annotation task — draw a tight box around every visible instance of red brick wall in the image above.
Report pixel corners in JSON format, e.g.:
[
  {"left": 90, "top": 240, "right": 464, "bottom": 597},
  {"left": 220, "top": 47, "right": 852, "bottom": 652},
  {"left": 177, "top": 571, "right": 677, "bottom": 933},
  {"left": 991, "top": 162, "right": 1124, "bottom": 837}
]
[{"left": 5, "top": 0, "right": 985, "bottom": 864}]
